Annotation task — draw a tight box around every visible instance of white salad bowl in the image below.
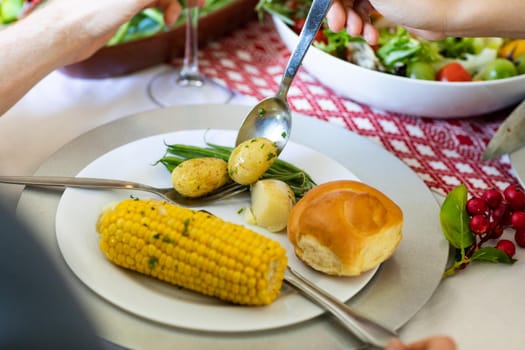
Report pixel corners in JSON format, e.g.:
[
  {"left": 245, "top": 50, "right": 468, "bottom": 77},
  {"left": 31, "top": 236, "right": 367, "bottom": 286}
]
[{"left": 272, "top": 15, "right": 525, "bottom": 118}]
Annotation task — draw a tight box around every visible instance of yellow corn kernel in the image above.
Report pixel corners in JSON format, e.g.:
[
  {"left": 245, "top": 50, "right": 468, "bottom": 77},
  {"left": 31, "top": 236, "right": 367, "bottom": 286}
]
[{"left": 96, "top": 198, "right": 288, "bottom": 306}]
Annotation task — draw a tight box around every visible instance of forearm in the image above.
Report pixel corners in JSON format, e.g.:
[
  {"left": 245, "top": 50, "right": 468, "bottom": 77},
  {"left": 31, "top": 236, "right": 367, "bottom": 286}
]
[
  {"left": 445, "top": 0, "right": 525, "bottom": 38},
  {"left": 0, "top": 0, "right": 181, "bottom": 117},
  {"left": 373, "top": 0, "right": 525, "bottom": 38},
  {"left": 0, "top": 10, "right": 76, "bottom": 116}
]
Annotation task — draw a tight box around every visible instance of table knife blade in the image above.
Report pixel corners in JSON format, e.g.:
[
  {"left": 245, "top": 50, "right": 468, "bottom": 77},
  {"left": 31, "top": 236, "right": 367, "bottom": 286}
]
[{"left": 483, "top": 99, "right": 525, "bottom": 161}]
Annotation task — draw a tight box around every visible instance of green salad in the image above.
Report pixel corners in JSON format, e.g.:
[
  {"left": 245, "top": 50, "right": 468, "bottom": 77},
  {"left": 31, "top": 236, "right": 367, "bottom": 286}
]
[
  {"left": 257, "top": 0, "right": 525, "bottom": 82},
  {"left": 0, "top": 0, "right": 236, "bottom": 46}
]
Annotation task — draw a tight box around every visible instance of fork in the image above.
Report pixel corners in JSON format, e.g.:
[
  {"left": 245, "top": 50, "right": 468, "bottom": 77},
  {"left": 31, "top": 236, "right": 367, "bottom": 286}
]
[{"left": 0, "top": 176, "right": 248, "bottom": 205}]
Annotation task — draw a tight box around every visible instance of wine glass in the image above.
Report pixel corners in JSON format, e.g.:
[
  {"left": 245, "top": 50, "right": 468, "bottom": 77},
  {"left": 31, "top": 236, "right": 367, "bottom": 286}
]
[{"left": 148, "top": 0, "right": 233, "bottom": 106}]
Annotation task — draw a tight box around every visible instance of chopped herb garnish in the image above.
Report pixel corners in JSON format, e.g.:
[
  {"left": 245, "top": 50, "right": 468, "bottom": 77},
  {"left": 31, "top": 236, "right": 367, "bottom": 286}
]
[
  {"left": 182, "top": 218, "right": 190, "bottom": 236},
  {"left": 258, "top": 108, "right": 265, "bottom": 116},
  {"left": 153, "top": 233, "right": 161, "bottom": 239},
  {"left": 148, "top": 256, "right": 158, "bottom": 269}
]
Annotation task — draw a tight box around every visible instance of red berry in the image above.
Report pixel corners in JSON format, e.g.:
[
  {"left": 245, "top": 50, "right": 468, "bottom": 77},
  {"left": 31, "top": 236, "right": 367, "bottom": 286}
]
[
  {"left": 496, "top": 239, "right": 516, "bottom": 257},
  {"left": 515, "top": 229, "right": 525, "bottom": 248},
  {"left": 481, "top": 189, "right": 503, "bottom": 209},
  {"left": 466, "top": 197, "right": 488, "bottom": 216},
  {"left": 511, "top": 211, "right": 525, "bottom": 230},
  {"left": 491, "top": 203, "right": 510, "bottom": 226},
  {"left": 489, "top": 225, "right": 504, "bottom": 239},
  {"left": 469, "top": 214, "right": 490, "bottom": 235},
  {"left": 503, "top": 184, "right": 525, "bottom": 211}
]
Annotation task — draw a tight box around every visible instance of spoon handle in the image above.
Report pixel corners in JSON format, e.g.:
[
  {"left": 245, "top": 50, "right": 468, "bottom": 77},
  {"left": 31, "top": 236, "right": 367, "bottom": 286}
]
[
  {"left": 277, "top": 0, "right": 333, "bottom": 99},
  {"left": 285, "top": 266, "right": 399, "bottom": 348},
  {"left": 0, "top": 175, "right": 153, "bottom": 191}
]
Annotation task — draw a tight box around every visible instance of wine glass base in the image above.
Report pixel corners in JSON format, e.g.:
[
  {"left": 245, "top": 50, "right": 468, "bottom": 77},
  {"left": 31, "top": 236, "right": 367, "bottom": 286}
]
[{"left": 148, "top": 69, "right": 234, "bottom": 107}]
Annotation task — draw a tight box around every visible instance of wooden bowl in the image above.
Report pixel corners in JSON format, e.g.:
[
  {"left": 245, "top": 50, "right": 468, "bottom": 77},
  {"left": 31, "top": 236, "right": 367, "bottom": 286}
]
[{"left": 60, "top": 0, "right": 258, "bottom": 79}]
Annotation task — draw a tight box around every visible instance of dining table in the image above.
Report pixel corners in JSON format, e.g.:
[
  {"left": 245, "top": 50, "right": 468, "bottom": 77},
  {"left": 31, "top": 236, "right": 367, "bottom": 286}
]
[{"left": 2, "top": 15, "right": 525, "bottom": 350}]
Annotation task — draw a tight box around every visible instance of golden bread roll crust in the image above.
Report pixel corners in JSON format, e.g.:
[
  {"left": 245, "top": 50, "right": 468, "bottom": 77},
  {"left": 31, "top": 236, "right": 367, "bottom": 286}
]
[{"left": 287, "top": 180, "right": 403, "bottom": 276}]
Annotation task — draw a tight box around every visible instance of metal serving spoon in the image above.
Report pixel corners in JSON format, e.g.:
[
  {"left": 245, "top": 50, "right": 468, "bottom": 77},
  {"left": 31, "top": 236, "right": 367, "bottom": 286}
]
[
  {"left": 0, "top": 176, "right": 247, "bottom": 206},
  {"left": 235, "top": 0, "right": 333, "bottom": 153}
]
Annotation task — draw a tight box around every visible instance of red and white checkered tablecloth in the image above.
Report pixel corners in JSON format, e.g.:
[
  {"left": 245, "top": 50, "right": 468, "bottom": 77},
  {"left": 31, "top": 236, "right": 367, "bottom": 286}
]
[{"left": 198, "top": 17, "right": 517, "bottom": 198}]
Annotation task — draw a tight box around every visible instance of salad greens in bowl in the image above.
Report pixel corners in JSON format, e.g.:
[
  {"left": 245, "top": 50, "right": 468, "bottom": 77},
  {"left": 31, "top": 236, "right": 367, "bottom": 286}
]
[{"left": 259, "top": 0, "right": 525, "bottom": 118}]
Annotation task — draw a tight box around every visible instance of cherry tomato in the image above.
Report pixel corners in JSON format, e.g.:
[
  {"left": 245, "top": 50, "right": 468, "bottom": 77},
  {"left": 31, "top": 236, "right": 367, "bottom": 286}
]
[
  {"left": 480, "top": 58, "right": 518, "bottom": 80},
  {"left": 407, "top": 62, "right": 435, "bottom": 81},
  {"left": 436, "top": 62, "right": 472, "bottom": 82},
  {"left": 292, "top": 18, "right": 327, "bottom": 43}
]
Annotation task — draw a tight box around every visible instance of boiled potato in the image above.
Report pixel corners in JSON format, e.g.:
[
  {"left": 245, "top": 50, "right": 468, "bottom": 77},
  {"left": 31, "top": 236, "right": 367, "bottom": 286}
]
[
  {"left": 228, "top": 137, "right": 278, "bottom": 185},
  {"left": 171, "top": 157, "right": 229, "bottom": 198},
  {"left": 245, "top": 179, "right": 296, "bottom": 232}
]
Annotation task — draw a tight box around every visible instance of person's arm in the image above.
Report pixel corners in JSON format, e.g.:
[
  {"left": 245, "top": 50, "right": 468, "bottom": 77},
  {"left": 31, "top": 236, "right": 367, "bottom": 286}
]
[
  {"left": 0, "top": 0, "right": 181, "bottom": 116},
  {"left": 326, "top": 0, "right": 525, "bottom": 45}
]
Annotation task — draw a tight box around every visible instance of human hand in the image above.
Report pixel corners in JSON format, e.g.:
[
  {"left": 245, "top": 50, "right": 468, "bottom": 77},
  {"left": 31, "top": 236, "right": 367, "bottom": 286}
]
[
  {"left": 385, "top": 336, "right": 457, "bottom": 350},
  {"left": 325, "top": 0, "right": 446, "bottom": 45},
  {"left": 325, "top": 0, "right": 379, "bottom": 45},
  {"left": 31, "top": 0, "right": 184, "bottom": 64}
]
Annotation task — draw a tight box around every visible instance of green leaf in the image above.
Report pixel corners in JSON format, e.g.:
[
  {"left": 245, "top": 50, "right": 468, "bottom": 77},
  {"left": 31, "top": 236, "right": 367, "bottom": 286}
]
[
  {"left": 436, "top": 37, "right": 475, "bottom": 59},
  {"left": 471, "top": 247, "right": 517, "bottom": 264},
  {"left": 440, "top": 184, "right": 474, "bottom": 249},
  {"left": 314, "top": 29, "right": 366, "bottom": 59},
  {"left": 376, "top": 26, "right": 442, "bottom": 73}
]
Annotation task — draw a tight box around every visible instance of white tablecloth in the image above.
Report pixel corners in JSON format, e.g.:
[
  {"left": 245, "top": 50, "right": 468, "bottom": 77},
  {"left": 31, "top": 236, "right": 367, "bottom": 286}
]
[{"left": 1, "top": 66, "right": 524, "bottom": 349}]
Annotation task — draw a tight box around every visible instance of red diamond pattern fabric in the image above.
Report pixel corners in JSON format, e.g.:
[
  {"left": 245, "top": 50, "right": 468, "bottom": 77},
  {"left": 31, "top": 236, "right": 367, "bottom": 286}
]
[{"left": 198, "top": 17, "right": 517, "bottom": 197}]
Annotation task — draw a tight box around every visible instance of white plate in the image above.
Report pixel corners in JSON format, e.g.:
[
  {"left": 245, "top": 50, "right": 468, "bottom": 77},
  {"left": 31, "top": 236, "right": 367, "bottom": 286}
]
[
  {"left": 55, "top": 129, "right": 378, "bottom": 333},
  {"left": 18, "top": 105, "right": 449, "bottom": 349},
  {"left": 273, "top": 15, "right": 525, "bottom": 118}
]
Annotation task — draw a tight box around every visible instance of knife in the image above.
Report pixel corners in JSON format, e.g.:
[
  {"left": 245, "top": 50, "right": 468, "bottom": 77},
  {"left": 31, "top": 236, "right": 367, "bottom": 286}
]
[{"left": 483, "top": 99, "right": 525, "bottom": 161}]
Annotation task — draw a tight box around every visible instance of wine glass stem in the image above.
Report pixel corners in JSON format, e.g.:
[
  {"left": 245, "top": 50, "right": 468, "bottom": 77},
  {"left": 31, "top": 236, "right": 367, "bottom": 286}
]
[{"left": 178, "top": 6, "right": 204, "bottom": 87}]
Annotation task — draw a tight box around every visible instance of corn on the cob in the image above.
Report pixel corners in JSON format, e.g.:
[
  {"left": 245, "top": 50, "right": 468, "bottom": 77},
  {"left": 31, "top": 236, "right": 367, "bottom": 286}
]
[{"left": 96, "top": 198, "right": 288, "bottom": 306}]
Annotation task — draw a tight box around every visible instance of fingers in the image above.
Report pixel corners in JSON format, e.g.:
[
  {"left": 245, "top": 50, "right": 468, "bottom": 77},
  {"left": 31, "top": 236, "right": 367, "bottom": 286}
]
[
  {"left": 353, "top": 0, "right": 378, "bottom": 44},
  {"left": 326, "top": 0, "right": 350, "bottom": 33},
  {"left": 345, "top": 7, "right": 364, "bottom": 37},
  {"left": 405, "top": 336, "right": 457, "bottom": 350},
  {"left": 362, "top": 22, "right": 379, "bottom": 45},
  {"left": 149, "top": 0, "right": 182, "bottom": 25},
  {"left": 325, "top": 0, "right": 379, "bottom": 45},
  {"left": 386, "top": 336, "right": 458, "bottom": 350}
]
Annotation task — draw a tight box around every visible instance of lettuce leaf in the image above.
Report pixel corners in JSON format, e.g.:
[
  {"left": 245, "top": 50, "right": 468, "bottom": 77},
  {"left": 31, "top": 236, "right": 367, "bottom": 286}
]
[{"left": 376, "top": 26, "right": 442, "bottom": 73}]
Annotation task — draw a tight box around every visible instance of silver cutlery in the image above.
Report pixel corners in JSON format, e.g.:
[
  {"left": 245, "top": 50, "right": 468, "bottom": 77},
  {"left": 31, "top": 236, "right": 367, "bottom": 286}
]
[
  {"left": 285, "top": 266, "right": 399, "bottom": 348},
  {"left": 2, "top": 175, "right": 398, "bottom": 345},
  {"left": 235, "top": 0, "right": 332, "bottom": 154},
  {"left": 483, "top": 99, "right": 525, "bottom": 160},
  {"left": 0, "top": 176, "right": 247, "bottom": 205}
]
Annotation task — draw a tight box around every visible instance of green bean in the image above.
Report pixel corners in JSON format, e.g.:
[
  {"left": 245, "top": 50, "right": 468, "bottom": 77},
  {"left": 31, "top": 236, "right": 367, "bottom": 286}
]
[{"left": 157, "top": 142, "right": 316, "bottom": 198}]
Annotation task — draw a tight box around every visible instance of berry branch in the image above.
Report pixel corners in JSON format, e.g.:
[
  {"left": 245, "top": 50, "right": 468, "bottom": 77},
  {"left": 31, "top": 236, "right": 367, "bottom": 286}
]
[{"left": 440, "top": 184, "right": 521, "bottom": 278}]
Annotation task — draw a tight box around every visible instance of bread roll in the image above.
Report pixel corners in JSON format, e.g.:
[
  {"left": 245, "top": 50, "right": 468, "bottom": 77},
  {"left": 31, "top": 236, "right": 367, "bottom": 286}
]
[{"left": 287, "top": 180, "right": 403, "bottom": 276}]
